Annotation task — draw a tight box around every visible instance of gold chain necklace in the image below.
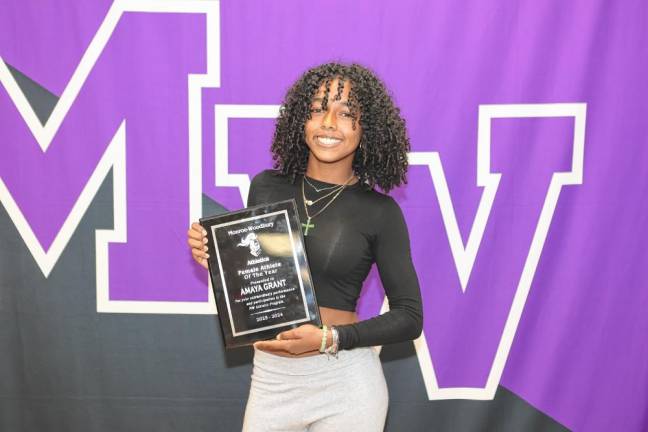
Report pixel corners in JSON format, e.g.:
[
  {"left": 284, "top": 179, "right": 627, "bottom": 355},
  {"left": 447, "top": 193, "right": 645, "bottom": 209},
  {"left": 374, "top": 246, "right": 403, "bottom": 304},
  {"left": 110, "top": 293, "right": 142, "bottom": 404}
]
[
  {"left": 303, "top": 181, "right": 347, "bottom": 207},
  {"left": 304, "top": 176, "right": 342, "bottom": 193},
  {"left": 300, "top": 174, "right": 355, "bottom": 236}
]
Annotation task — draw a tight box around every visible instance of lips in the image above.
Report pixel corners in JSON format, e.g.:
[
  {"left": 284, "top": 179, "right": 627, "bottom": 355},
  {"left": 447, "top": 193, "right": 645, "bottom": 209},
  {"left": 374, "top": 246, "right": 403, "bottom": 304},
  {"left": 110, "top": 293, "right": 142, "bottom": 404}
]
[{"left": 315, "top": 135, "right": 343, "bottom": 147}]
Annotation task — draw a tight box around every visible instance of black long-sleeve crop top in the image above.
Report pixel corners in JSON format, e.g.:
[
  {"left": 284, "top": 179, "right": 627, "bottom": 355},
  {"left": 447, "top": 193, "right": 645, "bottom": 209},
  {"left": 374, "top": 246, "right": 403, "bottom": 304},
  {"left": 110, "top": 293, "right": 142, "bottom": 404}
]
[{"left": 247, "top": 170, "right": 423, "bottom": 350}]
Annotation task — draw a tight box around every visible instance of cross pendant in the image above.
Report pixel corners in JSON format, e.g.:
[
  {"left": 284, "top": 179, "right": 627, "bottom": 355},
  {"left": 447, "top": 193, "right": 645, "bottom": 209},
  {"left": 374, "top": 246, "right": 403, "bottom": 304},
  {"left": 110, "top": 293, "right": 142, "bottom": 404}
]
[{"left": 302, "top": 218, "right": 315, "bottom": 236}]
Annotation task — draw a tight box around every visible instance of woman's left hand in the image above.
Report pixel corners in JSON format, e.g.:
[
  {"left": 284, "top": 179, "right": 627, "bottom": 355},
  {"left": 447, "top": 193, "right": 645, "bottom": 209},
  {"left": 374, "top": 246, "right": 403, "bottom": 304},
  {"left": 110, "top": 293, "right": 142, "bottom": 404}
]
[{"left": 254, "top": 324, "right": 325, "bottom": 356}]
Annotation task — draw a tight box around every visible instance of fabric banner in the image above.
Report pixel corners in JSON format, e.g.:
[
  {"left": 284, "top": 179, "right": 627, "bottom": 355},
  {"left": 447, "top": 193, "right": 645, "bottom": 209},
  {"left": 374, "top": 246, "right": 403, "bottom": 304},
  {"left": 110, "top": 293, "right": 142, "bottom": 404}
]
[{"left": 1, "top": 1, "right": 646, "bottom": 430}]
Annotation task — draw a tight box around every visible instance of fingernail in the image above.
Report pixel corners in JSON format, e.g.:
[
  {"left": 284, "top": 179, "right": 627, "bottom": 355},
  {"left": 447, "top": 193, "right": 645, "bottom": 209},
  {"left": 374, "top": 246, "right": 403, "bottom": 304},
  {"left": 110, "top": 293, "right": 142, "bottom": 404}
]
[
  {"left": 205, "top": 253, "right": 210, "bottom": 258},
  {"left": 202, "top": 229, "right": 207, "bottom": 235},
  {"left": 203, "top": 237, "right": 208, "bottom": 243}
]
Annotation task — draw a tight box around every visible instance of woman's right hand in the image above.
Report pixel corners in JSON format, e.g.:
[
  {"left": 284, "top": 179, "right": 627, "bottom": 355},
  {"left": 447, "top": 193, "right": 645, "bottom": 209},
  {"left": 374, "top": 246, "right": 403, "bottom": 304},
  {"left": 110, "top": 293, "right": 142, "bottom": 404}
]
[{"left": 187, "top": 222, "right": 209, "bottom": 270}]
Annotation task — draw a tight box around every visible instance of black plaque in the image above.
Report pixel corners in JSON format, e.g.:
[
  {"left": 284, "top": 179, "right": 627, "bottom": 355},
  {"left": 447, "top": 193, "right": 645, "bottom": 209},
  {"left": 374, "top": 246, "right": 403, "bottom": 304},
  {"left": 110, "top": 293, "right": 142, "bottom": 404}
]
[{"left": 200, "top": 199, "right": 321, "bottom": 348}]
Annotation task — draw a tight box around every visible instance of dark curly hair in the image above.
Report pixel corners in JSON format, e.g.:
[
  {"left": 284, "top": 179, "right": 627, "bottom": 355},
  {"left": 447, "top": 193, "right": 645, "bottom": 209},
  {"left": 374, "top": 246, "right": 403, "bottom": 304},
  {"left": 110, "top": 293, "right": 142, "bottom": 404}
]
[{"left": 271, "top": 62, "right": 410, "bottom": 192}]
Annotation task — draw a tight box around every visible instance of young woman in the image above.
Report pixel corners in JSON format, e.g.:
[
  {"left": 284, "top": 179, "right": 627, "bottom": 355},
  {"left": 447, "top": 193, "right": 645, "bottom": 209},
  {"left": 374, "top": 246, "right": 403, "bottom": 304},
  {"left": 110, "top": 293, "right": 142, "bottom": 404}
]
[{"left": 187, "top": 63, "right": 423, "bottom": 431}]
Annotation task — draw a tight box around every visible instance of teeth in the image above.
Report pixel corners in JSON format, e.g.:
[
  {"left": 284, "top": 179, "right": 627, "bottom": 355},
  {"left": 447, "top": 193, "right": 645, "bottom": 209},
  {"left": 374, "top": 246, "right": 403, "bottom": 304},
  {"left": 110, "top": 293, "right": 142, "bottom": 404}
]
[{"left": 318, "top": 137, "right": 342, "bottom": 145}]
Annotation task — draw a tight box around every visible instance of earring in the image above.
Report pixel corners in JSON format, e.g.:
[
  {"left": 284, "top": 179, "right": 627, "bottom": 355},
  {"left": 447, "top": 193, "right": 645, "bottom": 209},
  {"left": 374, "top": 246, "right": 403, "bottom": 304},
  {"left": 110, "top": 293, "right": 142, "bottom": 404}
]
[{"left": 359, "top": 141, "right": 368, "bottom": 164}]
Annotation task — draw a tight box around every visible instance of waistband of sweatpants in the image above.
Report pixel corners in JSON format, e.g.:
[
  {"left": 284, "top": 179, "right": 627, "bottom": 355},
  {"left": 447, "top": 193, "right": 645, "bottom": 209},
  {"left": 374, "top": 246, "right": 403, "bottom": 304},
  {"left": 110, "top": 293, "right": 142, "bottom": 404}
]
[{"left": 252, "top": 346, "right": 377, "bottom": 376}]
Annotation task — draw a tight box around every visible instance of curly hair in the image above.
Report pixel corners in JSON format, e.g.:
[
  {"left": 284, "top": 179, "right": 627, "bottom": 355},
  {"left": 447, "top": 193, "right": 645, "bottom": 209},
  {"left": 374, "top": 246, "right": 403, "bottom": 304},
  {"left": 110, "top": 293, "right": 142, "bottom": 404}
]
[{"left": 271, "top": 62, "right": 410, "bottom": 192}]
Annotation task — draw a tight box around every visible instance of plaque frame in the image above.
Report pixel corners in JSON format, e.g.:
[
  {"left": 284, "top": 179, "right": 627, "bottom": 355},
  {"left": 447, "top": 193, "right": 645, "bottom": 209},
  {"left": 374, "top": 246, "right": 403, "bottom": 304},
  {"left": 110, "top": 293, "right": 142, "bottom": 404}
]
[{"left": 200, "top": 199, "right": 321, "bottom": 349}]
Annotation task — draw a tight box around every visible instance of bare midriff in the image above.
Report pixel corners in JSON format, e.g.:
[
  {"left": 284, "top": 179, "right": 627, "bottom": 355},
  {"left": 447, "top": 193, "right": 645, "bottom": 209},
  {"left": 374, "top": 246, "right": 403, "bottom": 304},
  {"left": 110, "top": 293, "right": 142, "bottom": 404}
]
[
  {"left": 263, "top": 306, "right": 358, "bottom": 358},
  {"left": 320, "top": 306, "right": 358, "bottom": 327}
]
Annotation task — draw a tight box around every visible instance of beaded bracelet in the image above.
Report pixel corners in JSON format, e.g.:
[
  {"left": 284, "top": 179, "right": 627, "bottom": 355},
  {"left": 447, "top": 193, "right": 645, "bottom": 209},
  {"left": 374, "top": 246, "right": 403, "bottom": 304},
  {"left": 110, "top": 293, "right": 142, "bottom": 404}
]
[
  {"left": 319, "top": 325, "right": 328, "bottom": 353},
  {"left": 324, "top": 326, "right": 339, "bottom": 358}
]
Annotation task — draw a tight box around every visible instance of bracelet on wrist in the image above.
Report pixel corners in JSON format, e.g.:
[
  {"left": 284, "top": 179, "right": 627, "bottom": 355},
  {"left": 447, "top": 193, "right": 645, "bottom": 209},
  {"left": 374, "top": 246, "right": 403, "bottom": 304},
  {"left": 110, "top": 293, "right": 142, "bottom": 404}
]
[
  {"left": 319, "top": 325, "right": 328, "bottom": 353},
  {"left": 324, "top": 326, "right": 339, "bottom": 358}
]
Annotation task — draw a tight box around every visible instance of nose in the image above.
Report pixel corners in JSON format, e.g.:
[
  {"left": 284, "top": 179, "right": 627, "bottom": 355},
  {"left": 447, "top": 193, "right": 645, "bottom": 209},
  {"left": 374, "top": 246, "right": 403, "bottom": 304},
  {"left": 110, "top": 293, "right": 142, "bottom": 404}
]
[{"left": 321, "top": 108, "right": 336, "bottom": 130}]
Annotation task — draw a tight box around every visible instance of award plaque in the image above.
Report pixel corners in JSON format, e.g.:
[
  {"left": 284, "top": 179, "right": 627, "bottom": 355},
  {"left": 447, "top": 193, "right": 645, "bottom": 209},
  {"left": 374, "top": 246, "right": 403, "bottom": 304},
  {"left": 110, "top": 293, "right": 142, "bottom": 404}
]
[{"left": 200, "top": 199, "right": 321, "bottom": 349}]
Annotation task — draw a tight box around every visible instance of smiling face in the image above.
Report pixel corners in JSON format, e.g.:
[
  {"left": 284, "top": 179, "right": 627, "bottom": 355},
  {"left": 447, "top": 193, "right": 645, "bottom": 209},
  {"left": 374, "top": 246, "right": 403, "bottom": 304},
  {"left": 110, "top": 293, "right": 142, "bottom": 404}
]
[{"left": 304, "top": 78, "right": 362, "bottom": 170}]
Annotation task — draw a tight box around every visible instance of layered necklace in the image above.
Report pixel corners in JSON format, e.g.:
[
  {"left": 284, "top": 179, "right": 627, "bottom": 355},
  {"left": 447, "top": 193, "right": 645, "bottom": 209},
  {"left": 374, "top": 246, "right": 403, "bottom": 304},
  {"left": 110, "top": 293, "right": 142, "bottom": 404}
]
[{"left": 301, "top": 173, "right": 355, "bottom": 236}]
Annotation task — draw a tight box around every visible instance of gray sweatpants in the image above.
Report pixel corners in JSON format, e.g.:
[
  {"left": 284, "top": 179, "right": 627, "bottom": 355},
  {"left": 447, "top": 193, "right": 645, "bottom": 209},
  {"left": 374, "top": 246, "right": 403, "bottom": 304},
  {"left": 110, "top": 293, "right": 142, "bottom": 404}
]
[{"left": 242, "top": 346, "right": 388, "bottom": 431}]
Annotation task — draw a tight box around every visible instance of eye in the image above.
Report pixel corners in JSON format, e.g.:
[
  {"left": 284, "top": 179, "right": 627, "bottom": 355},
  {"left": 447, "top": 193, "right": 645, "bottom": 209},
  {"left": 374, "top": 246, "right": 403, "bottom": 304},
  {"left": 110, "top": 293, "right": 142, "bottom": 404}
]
[
  {"left": 310, "top": 106, "right": 323, "bottom": 114},
  {"left": 339, "top": 111, "right": 354, "bottom": 119}
]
